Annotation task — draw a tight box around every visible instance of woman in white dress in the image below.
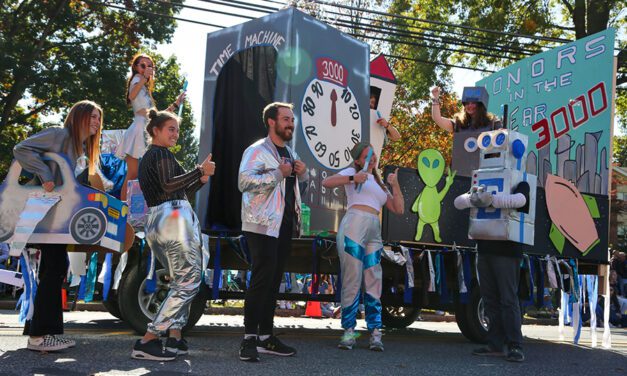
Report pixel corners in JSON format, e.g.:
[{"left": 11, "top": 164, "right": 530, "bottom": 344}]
[{"left": 116, "top": 53, "right": 185, "bottom": 201}]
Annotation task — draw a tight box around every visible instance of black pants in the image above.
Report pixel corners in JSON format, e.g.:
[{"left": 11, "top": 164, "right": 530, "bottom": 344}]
[
  {"left": 478, "top": 253, "right": 523, "bottom": 350},
  {"left": 243, "top": 219, "right": 292, "bottom": 335},
  {"left": 23, "top": 244, "right": 68, "bottom": 336}
]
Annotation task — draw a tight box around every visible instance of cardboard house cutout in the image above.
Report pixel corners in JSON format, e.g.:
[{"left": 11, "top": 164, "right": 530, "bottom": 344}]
[
  {"left": 196, "top": 7, "right": 370, "bottom": 235},
  {"left": 369, "top": 54, "right": 397, "bottom": 159}
]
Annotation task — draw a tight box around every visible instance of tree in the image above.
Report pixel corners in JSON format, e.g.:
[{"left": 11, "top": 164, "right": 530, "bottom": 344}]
[
  {"left": 380, "top": 90, "right": 457, "bottom": 168},
  {"left": 152, "top": 54, "right": 198, "bottom": 170},
  {"left": 613, "top": 135, "right": 627, "bottom": 167},
  {"left": 0, "top": 0, "right": 185, "bottom": 176},
  {"left": 384, "top": 0, "right": 625, "bottom": 156}
]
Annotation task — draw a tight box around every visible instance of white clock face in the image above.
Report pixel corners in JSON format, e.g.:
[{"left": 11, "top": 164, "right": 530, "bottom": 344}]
[{"left": 300, "top": 78, "right": 362, "bottom": 170}]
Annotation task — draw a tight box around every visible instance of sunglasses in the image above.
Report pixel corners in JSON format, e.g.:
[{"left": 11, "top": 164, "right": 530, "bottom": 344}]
[{"left": 138, "top": 63, "right": 154, "bottom": 69}]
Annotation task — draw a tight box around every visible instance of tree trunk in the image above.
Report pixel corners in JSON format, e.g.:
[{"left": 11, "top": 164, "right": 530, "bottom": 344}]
[
  {"left": 572, "top": 0, "right": 587, "bottom": 39},
  {"left": 586, "top": 0, "right": 611, "bottom": 36}
]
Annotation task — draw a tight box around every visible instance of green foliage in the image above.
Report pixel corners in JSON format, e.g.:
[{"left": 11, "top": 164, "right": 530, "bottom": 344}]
[
  {"left": 382, "top": 0, "right": 624, "bottom": 169},
  {"left": 617, "top": 88, "right": 627, "bottom": 132},
  {"left": 613, "top": 135, "right": 627, "bottom": 167},
  {"left": 0, "top": 0, "right": 201, "bottom": 178},
  {"left": 152, "top": 55, "right": 198, "bottom": 170}
]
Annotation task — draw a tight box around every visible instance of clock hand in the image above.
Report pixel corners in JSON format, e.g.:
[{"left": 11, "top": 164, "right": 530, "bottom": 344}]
[{"left": 330, "top": 89, "right": 337, "bottom": 127}]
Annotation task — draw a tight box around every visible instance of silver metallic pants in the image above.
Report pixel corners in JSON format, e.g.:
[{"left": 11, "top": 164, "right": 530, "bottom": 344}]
[
  {"left": 145, "top": 200, "right": 202, "bottom": 334},
  {"left": 337, "top": 208, "right": 383, "bottom": 331}
]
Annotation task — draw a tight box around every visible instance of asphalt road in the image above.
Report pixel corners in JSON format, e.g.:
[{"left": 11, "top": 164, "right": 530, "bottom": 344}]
[{"left": 0, "top": 310, "right": 625, "bottom": 376}]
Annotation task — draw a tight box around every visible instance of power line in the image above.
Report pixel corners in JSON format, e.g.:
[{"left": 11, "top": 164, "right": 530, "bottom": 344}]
[
  {"left": 149, "top": 0, "right": 258, "bottom": 20},
  {"left": 340, "top": 26, "right": 522, "bottom": 61},
  {"left": 376, "top": 52, "right": 495, "bottom": 73},
  {"left": 313, "top": 0, "right": 575, "bottom": 44},
  {"left": 324, "top": 17, "right": 528, "bottom": 61},
  {"left": 85, "top": 1, "right": 509, "bottom": 73},
  {"left": 193, "top": 0, "right": 536, "bottom": 60},
  {"left": 322, "top": 9, "right": 546, "bottom": 55},
  {"left": 85, "top": 0, "right": 227, "bottom": 29},
  {"left": 197, "top": 0, "right": 278, "bottom": 13}
]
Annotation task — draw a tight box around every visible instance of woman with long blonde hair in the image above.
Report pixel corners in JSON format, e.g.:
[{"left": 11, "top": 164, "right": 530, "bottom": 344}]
[
  {"left": 322, "top": 142, "right": 404, "bottom": 352},
  {"left": 13, "top": 100, "right": 103, "bottom": 352},
  {"left": 116, "top": 53, "right": 185, "bottom": 201}
]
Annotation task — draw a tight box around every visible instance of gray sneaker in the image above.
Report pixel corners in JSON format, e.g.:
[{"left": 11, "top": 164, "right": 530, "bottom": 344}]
[
  {"left": 369, "top": 329, "right": 384, "bottom": 352},
  {"left": 338, "top": 329, "right": 356, "bottom": 350}
]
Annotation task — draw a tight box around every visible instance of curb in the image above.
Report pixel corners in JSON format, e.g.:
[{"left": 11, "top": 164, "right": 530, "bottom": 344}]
[{"left": 0, "top": 300, "right": 557, "bottom": 325}]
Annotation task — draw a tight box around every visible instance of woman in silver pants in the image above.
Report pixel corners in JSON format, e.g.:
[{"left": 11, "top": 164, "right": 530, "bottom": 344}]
[{"left": 131, "top": 109, "right": 215, "bottom": 361}]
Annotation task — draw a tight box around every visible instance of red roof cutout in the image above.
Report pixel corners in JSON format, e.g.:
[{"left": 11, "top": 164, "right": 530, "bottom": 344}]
[{"left": 370, "top": 54, "right": 397, "bottom": 83}]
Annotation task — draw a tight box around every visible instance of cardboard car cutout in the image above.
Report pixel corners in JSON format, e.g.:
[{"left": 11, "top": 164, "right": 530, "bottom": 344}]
[{"left": 0, "top": 153, "right": 130, "bottom": 253}]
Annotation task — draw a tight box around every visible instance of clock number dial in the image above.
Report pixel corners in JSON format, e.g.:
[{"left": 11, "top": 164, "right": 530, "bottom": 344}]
[
  {"left": 303, "top": 96, "right": 316, "bottom": 117},
  {"left": 311, "top": 81, "right": 323, "bottom": 98},
  {"left": 314, "top": 141, "right": 327, "bottom": 157},
  {"left": 301, "top": 59, "right": 362, "bottom": 170},
  {"left": 351, "top": 129, "right": 360, "bottom": 145}
]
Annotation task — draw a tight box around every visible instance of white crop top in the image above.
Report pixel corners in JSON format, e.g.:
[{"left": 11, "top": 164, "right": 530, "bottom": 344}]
[
  {"left": 339, "top": 167, "right": 390, "bottom": 211},
  {"left": 129, "top": 75, "right": 153, "bottom": 113}
]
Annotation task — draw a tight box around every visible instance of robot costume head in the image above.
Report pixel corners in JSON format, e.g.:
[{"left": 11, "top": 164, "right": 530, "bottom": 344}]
[{"left": 461, "top": 86, "right": 489, "bottom": 108}]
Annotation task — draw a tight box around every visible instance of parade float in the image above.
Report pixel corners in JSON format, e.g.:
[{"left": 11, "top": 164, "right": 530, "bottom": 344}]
[{"left": 0, "top": 7, "right": 616, "bottom": 346}]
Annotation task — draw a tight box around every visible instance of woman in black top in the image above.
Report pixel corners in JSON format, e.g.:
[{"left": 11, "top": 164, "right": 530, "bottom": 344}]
[
  {"left": 131, "top": 109, "right": 215, "bottom": 361},
  {"left": 430, "top": 86, "right": 501, "bottom": 132}
]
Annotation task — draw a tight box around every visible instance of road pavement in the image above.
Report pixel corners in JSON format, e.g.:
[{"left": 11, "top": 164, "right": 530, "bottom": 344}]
[{"left": 0, "top": 310, "right": 625, "bottom": 375}]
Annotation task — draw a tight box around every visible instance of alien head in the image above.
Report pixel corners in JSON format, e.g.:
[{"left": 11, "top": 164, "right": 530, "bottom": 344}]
[{"left": 417, "top": 149, "right": 445, "bottom": 187}]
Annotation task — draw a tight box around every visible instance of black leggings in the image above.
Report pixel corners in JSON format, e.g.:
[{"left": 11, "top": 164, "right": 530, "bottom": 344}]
[
  {"left": 243, "top": 220, "right": 292, "bottom": 335},
  {"left": 23, "top": 244, "right": 68, "bottom": 336}
]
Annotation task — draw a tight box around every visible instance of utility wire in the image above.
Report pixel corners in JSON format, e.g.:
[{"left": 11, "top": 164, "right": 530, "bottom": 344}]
[
  {"left": 375, "top": 52, "right": 495, "bottom": 73},
  {"left": 197, "top": 0, "right": 278, "bottom": 13},
  {"left": 149, "top": 0, "right": 258, "bottom": 20},
  {"left": 340, "top": 26, "right": 521, "bottom": 61},
  {"left": 322, "top": 9, "right": 546, "bottom": 55},
  {"left": 324, "top": 17, "right": 530, "bottom": 60},
  {"left": 84, "top": 0, "right": 517, "bottom": 73},
  {"left": 85, "top": 0, "right": 227, "bottom": 28},
  {"left": 202, "top": 0, "right": 553, "bottom": 58},
  {"left": 192, "top": 0, "right": 541, "bottom": 59},
  {"left": 313, "top": 0, "right": 574, "bottom": 44}
]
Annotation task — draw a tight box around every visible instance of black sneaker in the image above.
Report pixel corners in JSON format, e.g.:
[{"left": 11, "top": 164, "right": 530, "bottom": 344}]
[
  {"left": 256, "top": 336, "right": 296, "bottom": 357},
  {"left": 165, "top": 337, "right": 188, "bottom": 355},
  {"left": 506, "top": 345, "right": 525, "bottom": 362},
  {"left": 131, "top": 339, "right": 176, "bottom": 361},
  {"left": 472, "top": 346, "right": 505, "bottom": 357},
  {"left": 239, "top": 337, "right": 259, "bottom": 362}
]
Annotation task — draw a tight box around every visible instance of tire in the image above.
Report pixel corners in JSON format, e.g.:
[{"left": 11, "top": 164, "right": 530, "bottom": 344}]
[
  {"left": 381, "top": 305, "right": 421, "bottom": 329},
  {"left": 117, "top": 264, "right": 208, "bottom": 334},
  {"left": 70, "top": 207, "right": 107, "bottom": 244},
  {"left": 102, "top": 289, "right": 122, "bottom": 319},
  {"left": 455, "top": 284, "right": 489, "bottom": 343}
]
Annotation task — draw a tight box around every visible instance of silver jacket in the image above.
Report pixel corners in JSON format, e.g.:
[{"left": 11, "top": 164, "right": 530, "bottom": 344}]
[
  {"left": 13, "top": 127, "right": 81, "bottom": 185},
  {"left": 238, "top": 137, "right": 308, "bottom": 238}
]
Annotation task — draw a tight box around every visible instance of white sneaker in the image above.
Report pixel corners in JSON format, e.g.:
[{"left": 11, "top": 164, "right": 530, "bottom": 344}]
[
  {"left": 27, "top": 335, "right": 72, "bottom": 352},
  {"left": 338, "top": 328, "right": 356, "bottom": 350},
  {"left": 369, "top": 329, "right": 384, "bottom": 352}
]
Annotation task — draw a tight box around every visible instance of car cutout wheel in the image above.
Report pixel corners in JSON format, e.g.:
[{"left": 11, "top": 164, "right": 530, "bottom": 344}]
[{"left": 70, "top": 207, "right": 107, "bottom": 244}]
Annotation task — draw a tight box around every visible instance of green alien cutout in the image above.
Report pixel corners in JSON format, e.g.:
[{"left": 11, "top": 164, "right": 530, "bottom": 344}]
[{"left": 411, "top": 149, "right": 456, "bottom": 242}]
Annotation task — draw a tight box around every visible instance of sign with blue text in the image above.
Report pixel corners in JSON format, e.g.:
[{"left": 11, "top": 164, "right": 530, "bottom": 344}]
[{"left": 477, "top": 29, "right": 616, "bottom": 196}]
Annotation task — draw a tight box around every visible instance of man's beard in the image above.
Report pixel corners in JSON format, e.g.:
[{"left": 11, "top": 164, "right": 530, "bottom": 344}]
[{"left": 276, "top": 126, "right": 294, "bottom": 141}]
